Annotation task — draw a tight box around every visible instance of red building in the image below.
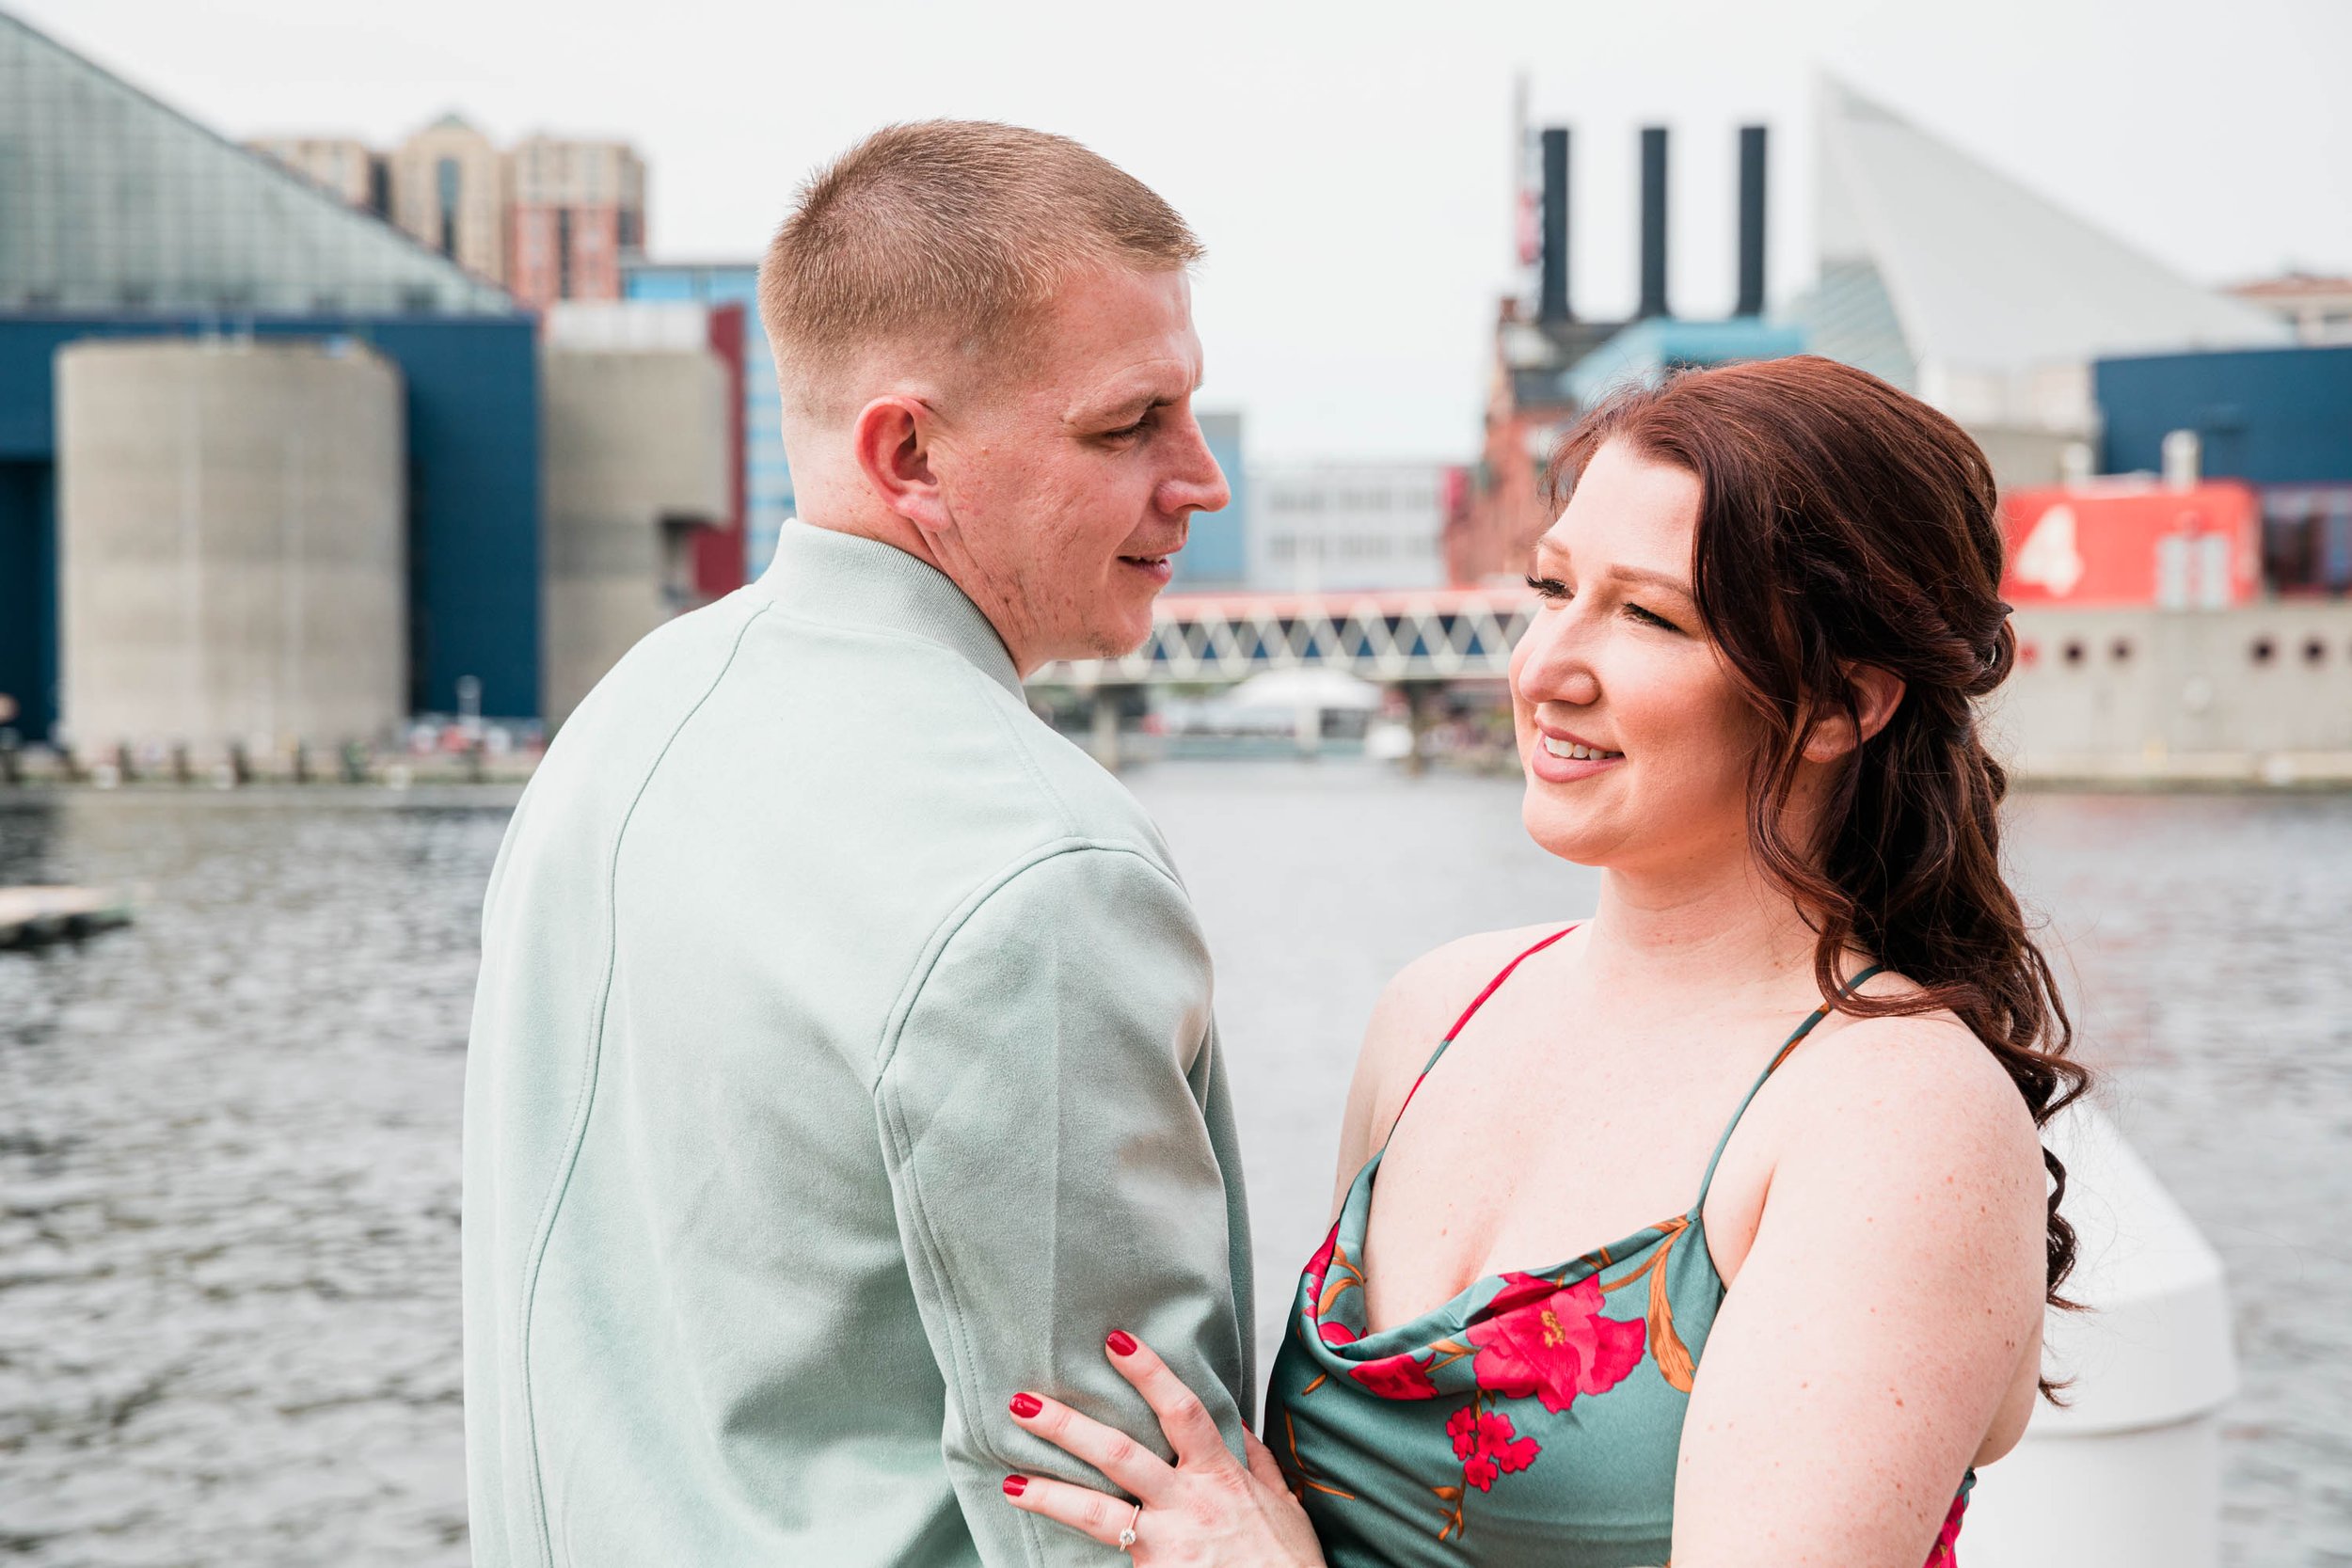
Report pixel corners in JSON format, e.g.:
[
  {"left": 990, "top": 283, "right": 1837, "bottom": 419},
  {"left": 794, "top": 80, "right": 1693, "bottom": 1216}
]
[
  {"left": 506, "top": 135, "right": 645, "bottom": 309},
  {"left": 2002, "top": 482, "right": 2262, "bottom": 609}
]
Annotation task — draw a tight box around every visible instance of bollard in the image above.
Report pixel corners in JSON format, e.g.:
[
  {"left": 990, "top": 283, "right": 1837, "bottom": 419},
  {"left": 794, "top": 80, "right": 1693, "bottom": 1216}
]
[
  {"left": 292, "top": 740, "right": 311, "bottom": 784},
  {"left": 115, "top": 742, "right": 137, "bottom": 784},
  {"left": 340, "top": 740, "right": 369, "bottom": 785},
  {"left": 171, "top": 742, "right": 192, "bottom": 784},
  {"left": 467, "top": 736, "right": 488, "bottom": 784},
  {"left": 227, "top": 740, "right": 251, "bottom": 787},
  {"left": 0, "top": 730, "right": 19, "bottom": 787},
  {"left": 1963, "top": 1104, "right": 2235, "bottom": 1568}
]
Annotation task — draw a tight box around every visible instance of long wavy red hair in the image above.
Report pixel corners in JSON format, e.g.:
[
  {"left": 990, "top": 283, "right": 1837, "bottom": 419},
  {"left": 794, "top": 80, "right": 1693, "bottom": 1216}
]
[{"left": 1549, "top": 356, "right": 2088, "bottom": 1392}]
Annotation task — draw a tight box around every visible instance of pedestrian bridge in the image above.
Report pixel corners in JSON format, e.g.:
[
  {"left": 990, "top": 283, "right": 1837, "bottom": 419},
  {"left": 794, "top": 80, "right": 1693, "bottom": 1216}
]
[{"left": 1029, "top": 586, "right": 1539, "bottom": 688}]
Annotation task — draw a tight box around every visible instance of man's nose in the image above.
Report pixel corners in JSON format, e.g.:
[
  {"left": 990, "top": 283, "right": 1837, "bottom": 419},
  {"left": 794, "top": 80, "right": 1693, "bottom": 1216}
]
[{"left": 1155, "top": 414, "right": 1232, "bottom": 517}]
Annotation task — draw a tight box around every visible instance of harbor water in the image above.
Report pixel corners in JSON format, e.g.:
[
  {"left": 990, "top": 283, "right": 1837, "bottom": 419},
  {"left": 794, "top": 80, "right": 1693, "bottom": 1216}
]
[{"left": 0, "top": 766, "right": 2345, "bottom": 1565}]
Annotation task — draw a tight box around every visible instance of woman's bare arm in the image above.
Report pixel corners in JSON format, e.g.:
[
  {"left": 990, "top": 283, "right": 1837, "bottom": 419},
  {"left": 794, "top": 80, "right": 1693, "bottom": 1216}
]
[{"left": 1670, "top": 1015, "right": 2048, "bottom": 1567}]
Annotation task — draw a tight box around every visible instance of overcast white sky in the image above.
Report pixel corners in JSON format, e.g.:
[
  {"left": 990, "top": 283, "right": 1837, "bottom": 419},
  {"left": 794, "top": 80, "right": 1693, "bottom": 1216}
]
[{"left": 17, "top": 0, "right": 2351, "bottom": 460}]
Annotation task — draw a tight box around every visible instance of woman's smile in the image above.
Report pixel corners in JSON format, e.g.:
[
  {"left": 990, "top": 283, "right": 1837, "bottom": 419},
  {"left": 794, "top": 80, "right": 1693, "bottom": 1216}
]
[{"left": 1529, "top": 724, "right": 1625, "bottom": 784}]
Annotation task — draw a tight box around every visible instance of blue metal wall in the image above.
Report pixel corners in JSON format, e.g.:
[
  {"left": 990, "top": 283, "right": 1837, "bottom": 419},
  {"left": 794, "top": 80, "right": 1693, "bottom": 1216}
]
[
  {"left": 0, "top": 459, "right": 56, "bottom": 740},
  {"left": 1173, "top": 411, "right": 1248, "bottom": 589},
  {"left": 2097, "top": 344, "right": 2352, "bottom": 483},
  {"left": 0, "top": 312, "right": 540, "bottom": 740}
]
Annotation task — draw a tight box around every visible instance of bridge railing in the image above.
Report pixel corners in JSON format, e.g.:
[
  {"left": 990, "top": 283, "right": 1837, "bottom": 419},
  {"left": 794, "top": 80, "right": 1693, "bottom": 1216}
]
[{"left": 1028, "top": 587, "right": 1540, "bottom": 688}]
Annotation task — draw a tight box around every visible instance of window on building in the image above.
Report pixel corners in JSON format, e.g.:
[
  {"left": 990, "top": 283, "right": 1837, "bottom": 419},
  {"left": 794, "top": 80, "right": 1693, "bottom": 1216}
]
[
  {"left": 557, "top": 208, "right": 574, "bottom": 299},
  {"left": 436, "top": 158, "right": 460, "bottom": 258}
]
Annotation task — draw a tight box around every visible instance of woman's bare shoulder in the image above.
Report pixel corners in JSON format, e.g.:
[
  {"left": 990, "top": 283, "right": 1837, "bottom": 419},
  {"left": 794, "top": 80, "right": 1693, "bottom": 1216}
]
[
  {"left": 1365, "top": 921, "right": 1571, "bottom": 1052},
  {"left": 1343, "top": 923, "right": 1572, "bottom": 1136},
  {"left": 1770, "top": 991, "right": 2048, "bottom": 1201}
]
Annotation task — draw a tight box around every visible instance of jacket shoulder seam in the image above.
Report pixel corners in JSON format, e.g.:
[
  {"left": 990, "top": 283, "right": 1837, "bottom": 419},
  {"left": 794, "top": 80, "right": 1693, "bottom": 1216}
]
[{"left": 508, "top": 595, "right": 772, "bottom": 1566}]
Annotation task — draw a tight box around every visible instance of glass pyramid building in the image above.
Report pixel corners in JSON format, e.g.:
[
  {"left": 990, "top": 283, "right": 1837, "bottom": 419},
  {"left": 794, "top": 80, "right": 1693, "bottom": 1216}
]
[{"left": 0, "top": 8, "right": 510, "bottom": 315}]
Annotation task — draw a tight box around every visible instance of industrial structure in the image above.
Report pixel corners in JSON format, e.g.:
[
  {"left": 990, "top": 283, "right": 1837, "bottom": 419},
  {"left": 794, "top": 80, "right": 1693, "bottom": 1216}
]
[
  {"left": 0, "top": 8, "right": 731, "bottom": 766},
  {"left": 1449, "top": 119, "right": 1790, "bottom": 585},
  {"left": 1035, "top": 83, "right": 2352, "bottom": 788},
  {"left": 56, "top": 339, "right": 407, "bottom": 753},
  {"left": 1449, "top": 83, "right": 2296, "bottom": 587},
  {"left": 541, "top": 303, "right": 739, "bottom": 724},
  {"left": 624, "top": 261, "right": 795, "bottom": 577},
  {"left": 0, "top": 10, "right": 540, "bottom": 756}
]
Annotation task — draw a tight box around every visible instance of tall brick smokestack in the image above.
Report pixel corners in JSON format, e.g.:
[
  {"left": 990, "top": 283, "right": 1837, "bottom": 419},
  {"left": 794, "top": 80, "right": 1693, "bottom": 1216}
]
[
  {"left": 1638, "top": 126, "right": 1670, "bottom": 320},
  {"left": 1736, "top": 125, "right": 1768, "bottom": 317},
  {"left": 1538, "top": 127, "right": 1571, "bottom": 323}
]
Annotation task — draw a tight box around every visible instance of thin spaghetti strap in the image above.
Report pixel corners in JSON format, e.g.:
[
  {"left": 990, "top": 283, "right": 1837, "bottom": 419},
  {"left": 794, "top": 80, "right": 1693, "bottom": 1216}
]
[
  {"left": 1689, "top": 964, "right": 1884, "bottom": 1213},
  {"left": 1442, "top": 926, "right": 1578, "bottom": 1043},
  {"left": 1380, "top": 925, "right": 1578, "bottom": 1148}
]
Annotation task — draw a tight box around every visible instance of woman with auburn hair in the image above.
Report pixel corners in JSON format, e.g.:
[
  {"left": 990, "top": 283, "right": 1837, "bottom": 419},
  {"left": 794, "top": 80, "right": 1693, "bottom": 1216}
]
[{"left": 998, "top": 356, "right": 2086, "bottom": 1567}]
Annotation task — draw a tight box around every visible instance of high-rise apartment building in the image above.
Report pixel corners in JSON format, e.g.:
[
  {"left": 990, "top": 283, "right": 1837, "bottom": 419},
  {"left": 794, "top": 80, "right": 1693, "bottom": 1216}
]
[
  {"left": 1250, "top": 462, "right": 1451, "bottom": 592},
  {"left": 245, "top": 135, "right": 386, "bottom": 214},
  {"left": 247, "top": 118, "right": 647, "bottom": 309},
  {"left": 387, "top": 115, "right": 507, "bottom": 283},
  {"left": 508, "top": 135, "right": 645, "bottom": 309}
]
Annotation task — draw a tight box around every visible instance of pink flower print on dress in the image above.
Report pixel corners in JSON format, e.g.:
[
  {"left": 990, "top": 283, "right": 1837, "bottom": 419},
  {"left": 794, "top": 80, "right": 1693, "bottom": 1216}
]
[
  {"left": 1466, "top": 1273, "right": 1645, "bottom": 1414},
  {"left": 1444, "top": 1404, "right": 1540, "bottom": 1493},
  {"left": 1923, "top": 1485, "right": 1970, "bottom": 1565},
  {"left": 1348, "top": 1352, "right": 1439, "bottom": 1401}
]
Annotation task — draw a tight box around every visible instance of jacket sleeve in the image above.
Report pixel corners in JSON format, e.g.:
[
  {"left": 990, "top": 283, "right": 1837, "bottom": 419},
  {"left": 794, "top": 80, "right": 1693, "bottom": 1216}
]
[{"left": 874, "top": 841, "right": 1254, "bottom": 1567}]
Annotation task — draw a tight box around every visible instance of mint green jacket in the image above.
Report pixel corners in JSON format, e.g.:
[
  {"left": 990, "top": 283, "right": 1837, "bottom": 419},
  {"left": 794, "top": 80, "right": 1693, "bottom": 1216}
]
[{"left": 463, "top": 523, "right": 1255, "bottom": 1566}]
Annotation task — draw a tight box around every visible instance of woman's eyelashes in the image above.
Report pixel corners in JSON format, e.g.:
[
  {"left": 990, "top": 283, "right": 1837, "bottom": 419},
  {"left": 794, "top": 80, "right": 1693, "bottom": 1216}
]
[{"left": 1524, "top": 574, "right": 1683, "bottom": 634}]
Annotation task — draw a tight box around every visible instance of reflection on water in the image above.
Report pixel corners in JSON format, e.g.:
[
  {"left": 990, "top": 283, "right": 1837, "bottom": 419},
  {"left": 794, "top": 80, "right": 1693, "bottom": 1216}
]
[{"left": 0, "top": 771, "right": 2344, "bottom": 1566}]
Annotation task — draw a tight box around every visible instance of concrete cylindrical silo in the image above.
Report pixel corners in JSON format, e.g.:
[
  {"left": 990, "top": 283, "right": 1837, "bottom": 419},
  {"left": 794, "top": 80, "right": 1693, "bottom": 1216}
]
[
  {"left": 56, "top": 338, "right": 405, "bottom": 762},
  {"left": 541, "top": 341, "right": 728, "bottom": 725}
]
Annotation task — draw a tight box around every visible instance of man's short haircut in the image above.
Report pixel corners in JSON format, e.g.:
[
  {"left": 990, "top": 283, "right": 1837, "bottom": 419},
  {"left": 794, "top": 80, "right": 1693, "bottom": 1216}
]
[{"left": 758, "top": 120, "right": 1203, "bottom": 415}]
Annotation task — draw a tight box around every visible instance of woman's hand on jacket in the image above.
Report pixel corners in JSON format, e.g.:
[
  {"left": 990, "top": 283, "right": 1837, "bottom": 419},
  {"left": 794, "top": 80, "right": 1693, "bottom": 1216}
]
[{"left": 1002, "top": 1331, "right": 1326, "bottom": 1567}]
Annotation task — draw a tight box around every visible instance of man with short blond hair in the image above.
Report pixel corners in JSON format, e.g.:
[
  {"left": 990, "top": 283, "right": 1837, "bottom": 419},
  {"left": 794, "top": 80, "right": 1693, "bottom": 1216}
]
[{"left": 462, "top": 120, "right": 1252, "bottom": 1567}]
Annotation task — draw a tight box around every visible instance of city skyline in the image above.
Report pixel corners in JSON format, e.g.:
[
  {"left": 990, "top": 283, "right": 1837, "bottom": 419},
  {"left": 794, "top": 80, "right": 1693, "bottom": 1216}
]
[{"left": 10, "top": 0, "right": 2350, "bottom": 459}]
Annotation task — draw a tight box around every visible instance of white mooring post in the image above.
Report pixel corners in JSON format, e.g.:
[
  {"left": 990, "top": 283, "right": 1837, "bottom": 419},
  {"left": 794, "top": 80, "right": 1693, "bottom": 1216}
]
[{"left": 1964, "top": 1104, "right": 2237, "bottom": 1568}]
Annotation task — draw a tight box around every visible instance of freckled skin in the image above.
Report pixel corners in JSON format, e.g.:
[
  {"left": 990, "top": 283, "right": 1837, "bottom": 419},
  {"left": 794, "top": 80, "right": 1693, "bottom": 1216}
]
[
  {"left": 1322, "top": 440, "right": 2050, "bottom": 1567},
  {"left": 787, "top": 264, "right": 1230, "bottom": 675}
]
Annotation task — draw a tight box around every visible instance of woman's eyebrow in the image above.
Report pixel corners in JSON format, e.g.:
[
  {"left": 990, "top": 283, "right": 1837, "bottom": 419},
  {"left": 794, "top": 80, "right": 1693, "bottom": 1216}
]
[
  {"left": 1604, "top": 564, "right": 1696, "bottom": 598},
  {"left": 1531, "top": 544, "right": 1692, "bottom": 600}
]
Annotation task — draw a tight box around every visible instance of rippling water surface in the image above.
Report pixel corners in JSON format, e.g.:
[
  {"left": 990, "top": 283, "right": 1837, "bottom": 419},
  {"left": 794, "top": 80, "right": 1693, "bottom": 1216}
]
[{"left": 1, "top": 769, "right": 2344, "bottom": 1565}]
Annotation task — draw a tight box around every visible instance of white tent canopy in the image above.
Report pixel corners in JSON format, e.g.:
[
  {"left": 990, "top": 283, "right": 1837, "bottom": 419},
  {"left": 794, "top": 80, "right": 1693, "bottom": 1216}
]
[{"left": 1225, "top": 668, "right": 1385, "bottom": 712}]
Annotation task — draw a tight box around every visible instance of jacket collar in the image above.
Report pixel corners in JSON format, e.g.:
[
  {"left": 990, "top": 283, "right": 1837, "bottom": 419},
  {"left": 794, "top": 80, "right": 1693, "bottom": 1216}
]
[{"left": 754, "top": 522, "right": 1024, "bottom": 698}]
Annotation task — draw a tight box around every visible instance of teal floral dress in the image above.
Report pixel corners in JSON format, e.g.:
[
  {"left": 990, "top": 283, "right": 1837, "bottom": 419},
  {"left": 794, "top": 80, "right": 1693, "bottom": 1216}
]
[{"left": 1264, "top": 927, "right": 1974, "bottom": 1567}]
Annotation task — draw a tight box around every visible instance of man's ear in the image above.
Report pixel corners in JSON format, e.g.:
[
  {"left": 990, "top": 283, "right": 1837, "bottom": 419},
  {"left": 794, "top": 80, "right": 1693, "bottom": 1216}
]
[
  {"left": 850, "top": 394, "right": 951, "bottom": 540},
  {"left": 1802, "top": 663, "right": 1907, "bottom": 763}
]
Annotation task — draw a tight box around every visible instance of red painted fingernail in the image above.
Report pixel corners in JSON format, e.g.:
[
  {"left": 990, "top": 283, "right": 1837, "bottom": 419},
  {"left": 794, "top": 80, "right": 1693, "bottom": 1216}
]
[
  {"left": 1106, "top": 1330, "right": 1137, "bottom": 1356},
  {"left": 1002, "top": 1474, "right": 1028, "bottom": 1497},
  {"left": 1009, "top": 1392, "right": 1042, "bottom": 1418}
]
